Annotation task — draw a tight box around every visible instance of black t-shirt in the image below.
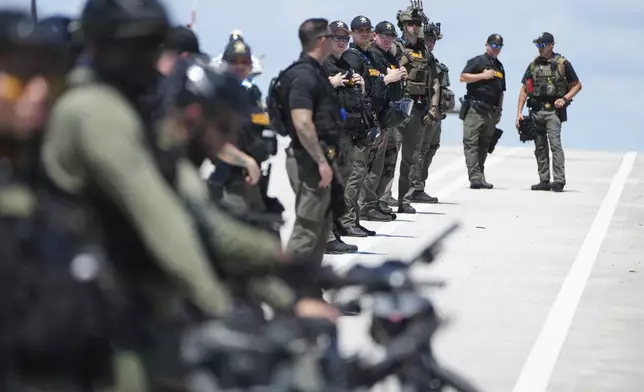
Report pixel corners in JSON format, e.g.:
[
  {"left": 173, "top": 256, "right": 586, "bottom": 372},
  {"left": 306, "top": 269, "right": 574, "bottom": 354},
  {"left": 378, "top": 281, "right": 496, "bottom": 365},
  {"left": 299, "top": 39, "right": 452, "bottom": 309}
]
[
  {"left": 281, "top": 53, "right": 342, "bottom": 151},
  {"left": 462, "top": 53, "right": 506, "bottom": 106},
  {"left": 520, "top": 53, "right": 579, "bottom": 84}
]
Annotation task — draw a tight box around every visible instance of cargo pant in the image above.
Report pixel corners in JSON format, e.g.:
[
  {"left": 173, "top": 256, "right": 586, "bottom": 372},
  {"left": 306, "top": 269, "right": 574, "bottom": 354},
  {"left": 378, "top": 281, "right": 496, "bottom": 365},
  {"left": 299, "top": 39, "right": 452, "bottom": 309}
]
[
  {"left": 327, "top": 132, "right": 354, "bottom": 242},
  {"left": 396, "top": 104, "right": 429, "bottom": 207},
  {"left": 462, "top": 106, "right": 498, "bottom": 182},
  {"left": 339, "top": 135, "right": 372, "bottom": 229},
  {"left": 532, "top": 109, "right": 565, "bottom": 184},
  {"left": 222, "top": 176, "right": 266, "bottom": 215},
  {"left": 360, "top": 128, "right": 398, "bottom": 214},
  {"left": 285, "top": 146, "right": 333, "bottom": 269},
  {"left": 413, "top": 118, "right": 441, "bottom": 191}
]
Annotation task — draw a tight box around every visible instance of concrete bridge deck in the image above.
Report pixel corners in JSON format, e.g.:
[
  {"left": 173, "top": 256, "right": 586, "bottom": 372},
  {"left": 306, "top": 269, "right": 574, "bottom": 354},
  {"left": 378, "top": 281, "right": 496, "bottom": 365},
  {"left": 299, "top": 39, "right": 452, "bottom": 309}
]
[{"left": 263, "top": 138, "right": 643, "bottom": 392}]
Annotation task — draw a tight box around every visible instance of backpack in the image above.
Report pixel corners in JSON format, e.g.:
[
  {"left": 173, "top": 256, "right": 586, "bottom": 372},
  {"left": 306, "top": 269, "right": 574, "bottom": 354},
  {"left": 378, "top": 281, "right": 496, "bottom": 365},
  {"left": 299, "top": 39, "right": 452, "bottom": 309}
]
[{"left": 265, "top": 61, "right": 307, "bottom": 137}]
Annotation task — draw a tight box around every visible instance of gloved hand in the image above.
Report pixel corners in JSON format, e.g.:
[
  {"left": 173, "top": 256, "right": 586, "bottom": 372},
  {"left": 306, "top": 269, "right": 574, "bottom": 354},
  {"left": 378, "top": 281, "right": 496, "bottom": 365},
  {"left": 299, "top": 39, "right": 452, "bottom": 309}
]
[{"left": 422, "top": 106, "right": 439, "bottom": 125}]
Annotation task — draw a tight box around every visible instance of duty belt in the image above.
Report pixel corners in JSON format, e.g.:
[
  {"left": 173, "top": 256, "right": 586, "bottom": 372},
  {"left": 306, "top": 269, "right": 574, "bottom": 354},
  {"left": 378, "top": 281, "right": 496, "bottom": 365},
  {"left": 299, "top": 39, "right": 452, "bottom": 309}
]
[
  {"left": 468, "top": 98, "right": 498, "bottom": 112},
  {"left": 531, "top": 101, "right": 557, "bottom": 111}
]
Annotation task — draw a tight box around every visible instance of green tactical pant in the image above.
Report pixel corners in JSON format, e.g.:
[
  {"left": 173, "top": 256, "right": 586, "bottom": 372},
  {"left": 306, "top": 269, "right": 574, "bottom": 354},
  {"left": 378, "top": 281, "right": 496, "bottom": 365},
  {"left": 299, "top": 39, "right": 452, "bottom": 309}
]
[
  {"left": 285, "top": 146, "right": 333, "bottom": 267},
  {"left": 380, "top": 129, "right": 401, "bottom": 205},
  {"left": 532, "top": 110, "right": 565, "bottom": 184},
  {"left": 222, "top": 175, "right": 266, "bottom": 215},
  {"left": 328, "top": 132, "right": 354, "bottom": 241},
  {"left": 339, "top": 135, "right": 372, "bottom": 229},
  {"left": 396, "top": 105, "right": 428, "bottom": 206},
  {"left": 359, "top": 128, "right": 398, "bottom": 214},
  {"left": 413, "top": 118, "right": 441, "bottom": 191},
  {"left": 462, "top": 106, "right": 498, "bottom": 182}
]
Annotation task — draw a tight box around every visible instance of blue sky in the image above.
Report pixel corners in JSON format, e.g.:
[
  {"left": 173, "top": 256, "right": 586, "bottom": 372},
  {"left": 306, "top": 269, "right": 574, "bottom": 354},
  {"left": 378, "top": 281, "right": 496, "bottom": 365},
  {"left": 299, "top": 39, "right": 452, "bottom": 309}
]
[{"left": 8, "top": 0, "right": 644, "bottom": 151}]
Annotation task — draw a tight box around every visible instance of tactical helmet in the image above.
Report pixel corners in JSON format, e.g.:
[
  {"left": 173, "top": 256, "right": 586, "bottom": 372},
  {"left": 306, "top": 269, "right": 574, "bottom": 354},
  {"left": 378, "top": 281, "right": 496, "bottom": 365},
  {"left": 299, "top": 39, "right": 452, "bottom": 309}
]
[
  {"left": 0, "top": 10, "right": 38, "bottom": 48},
  {"left": 80, "top": 0, "right": 169, "bottom": 42},
  {"left": 396, "top": 6, "right": 423, "bottom": 31},
  {"left": 175, "top": 64, "right": 252, "bottom": 122}
]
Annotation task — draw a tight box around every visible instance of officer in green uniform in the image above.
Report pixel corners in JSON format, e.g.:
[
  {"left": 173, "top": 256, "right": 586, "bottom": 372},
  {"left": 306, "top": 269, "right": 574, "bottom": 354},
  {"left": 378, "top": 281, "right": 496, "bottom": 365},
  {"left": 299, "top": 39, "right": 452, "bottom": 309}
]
[
  {"left": 413, "top": 21, "right": 452, "bottom": 202},
  {"left": 392, "top": 6, "right": 441, "bottom": 213},
  {"left": 516, "top": 32, "right": 582, "bottom": 192},
  {"left": 459, "top": 34, "right": 506, "bottom": 189},
  {"left": 360, "top": 21, "right": 407, "bottom": 222},
  {"left": 42, "top": 1, "right": 336, "bottom": 389},
  {"left": 0, "top": 10, "right": 109, "bottom": 391}
]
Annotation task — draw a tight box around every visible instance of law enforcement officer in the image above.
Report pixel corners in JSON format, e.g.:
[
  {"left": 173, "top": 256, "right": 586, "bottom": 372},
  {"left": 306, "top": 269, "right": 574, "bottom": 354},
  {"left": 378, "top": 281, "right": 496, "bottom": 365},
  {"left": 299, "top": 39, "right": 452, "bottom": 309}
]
[
  {"left": 215, "top": 38, "right": 285, "bottom": 237},
  {"left": 0, "top": 10, "right": 106, "bottom": 390},
  {"left": 359, "top": 21, "right": 408, "bottom": 221},
  {"left": 155, "top": 28, "right": 261, "bottom": 193},
  {"left": 41, "top": 1, "right": 335, "bottom": 388},
  {"left": 323, "top": 20, "right": 366, "bottom": 254},
  {"left": 333, "top": 16, "right": 380, "bottom": 237},
  {"left": 281, "top": 18, "right": 345, "bottom": 295},
  {"left": 413, "top": 21, "right": 451, "bottom": 203},
  {"left": 391, "top": 5, "right": 440, "bottom": 213},
  {"left": 516, "top": 32, "right": 582, "bottom": 192},
  {"left": 459, "top": 34, "right": 506, "bottom": 189}
]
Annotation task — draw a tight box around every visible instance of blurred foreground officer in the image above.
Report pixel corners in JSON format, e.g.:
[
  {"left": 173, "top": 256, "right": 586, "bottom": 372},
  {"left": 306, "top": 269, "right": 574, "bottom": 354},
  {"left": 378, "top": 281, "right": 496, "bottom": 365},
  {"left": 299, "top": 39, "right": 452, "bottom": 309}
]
[
  {"left": 279, "top": 18, "right": 344, "bottom": 294},
  {"left": 459, "top": 34, "right": 506, "bottom": 189},
  {"left": 516, "top": 32, "right": 582, "bottom": 192},
  {"left": 322, "top": 20, "right": 362, "bottom": 252},
  {"left": 41, "top": 1, "right": 235, "bottom": 389},
  {"left": 0, "top": 10, "right": 111, "bottom": 391},
  {"left": 155, "top": 27, "right": 261, "bottom": 193}
]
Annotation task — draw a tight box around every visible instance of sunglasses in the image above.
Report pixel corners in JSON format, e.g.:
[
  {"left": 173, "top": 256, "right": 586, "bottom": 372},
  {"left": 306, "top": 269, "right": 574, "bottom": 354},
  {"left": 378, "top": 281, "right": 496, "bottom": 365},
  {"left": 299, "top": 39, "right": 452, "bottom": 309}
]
[
  {"left": 332, "top": 35, "right": 350, "bottom": 42},
  {"left": 535, "top": 42, "right": 549, "bottom": 48},
  {"left": 489, "top": 42, "right": 503, "bottom": 49}
]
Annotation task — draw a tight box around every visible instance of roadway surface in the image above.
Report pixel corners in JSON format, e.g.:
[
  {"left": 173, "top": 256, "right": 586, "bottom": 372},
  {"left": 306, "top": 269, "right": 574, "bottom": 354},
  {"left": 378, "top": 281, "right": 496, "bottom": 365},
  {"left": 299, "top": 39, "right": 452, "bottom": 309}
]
[{"left": 253, "top": 136, "right": 643, "bottom": 391}]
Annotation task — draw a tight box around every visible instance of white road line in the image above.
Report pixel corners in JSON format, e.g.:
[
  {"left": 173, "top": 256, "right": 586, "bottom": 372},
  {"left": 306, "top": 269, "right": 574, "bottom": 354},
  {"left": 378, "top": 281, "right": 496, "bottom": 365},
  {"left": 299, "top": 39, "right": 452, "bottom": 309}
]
[
  {"left": 512, "top": 151, "right": 638, "bottom": 392},
  {"left": 329, "top": 147, "right": 522, "bottom": 261}
]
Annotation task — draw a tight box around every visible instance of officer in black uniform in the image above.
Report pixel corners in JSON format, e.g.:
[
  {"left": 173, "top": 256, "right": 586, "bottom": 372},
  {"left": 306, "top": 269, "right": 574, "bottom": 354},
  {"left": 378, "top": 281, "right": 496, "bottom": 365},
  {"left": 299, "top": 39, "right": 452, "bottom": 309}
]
[
  {"left": 322, "top": 20, "right": 364, "bottom": 253},
  {"left": 339, "top": 16, "right": 383, "bottom": 234},
  {"left": 459, "top": 34, "right": 506, "bottom": 189},
  {"left": 360, "top": 21, "right": 407, "bottom": 221},
  {"left": 214, "top": 37, "right": 284, "bottom": 238},
  {"left": 280, "top": 18, "right": 346, "bottom": 295},
  {"left": 0, "top": 9, "right": 112, "bottom": 390}
]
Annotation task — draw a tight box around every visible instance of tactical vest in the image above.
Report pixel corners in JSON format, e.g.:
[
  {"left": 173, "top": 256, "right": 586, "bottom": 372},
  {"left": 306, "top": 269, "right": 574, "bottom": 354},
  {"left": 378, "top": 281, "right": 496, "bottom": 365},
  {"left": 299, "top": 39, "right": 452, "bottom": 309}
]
[
  {"left": 346, "top": 47, "right": 386, "bottom": 111},
  {"left": 528, "top": 55, "right": 569, "bottom": 99},
  {"left": 239, "top": 80, "right": 276, "bottom": 164},
  {"left": 0, "top": 177, "right": 114, "bottom": 380},
  {"left": 395, "top": 39, "right": 430, "bottom": 96},
  {"left": 324, "top": 54, "right": 366, "bottom": 131},
  {"left": 283, "top": 60, "right": 344, "bottom": 150}
]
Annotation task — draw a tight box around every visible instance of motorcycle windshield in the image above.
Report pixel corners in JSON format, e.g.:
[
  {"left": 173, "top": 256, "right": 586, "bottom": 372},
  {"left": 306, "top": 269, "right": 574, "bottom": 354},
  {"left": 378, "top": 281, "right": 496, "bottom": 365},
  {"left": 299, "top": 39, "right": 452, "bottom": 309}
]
[{"left": 391, "top": 97, "right": 414, "bottom": 117}]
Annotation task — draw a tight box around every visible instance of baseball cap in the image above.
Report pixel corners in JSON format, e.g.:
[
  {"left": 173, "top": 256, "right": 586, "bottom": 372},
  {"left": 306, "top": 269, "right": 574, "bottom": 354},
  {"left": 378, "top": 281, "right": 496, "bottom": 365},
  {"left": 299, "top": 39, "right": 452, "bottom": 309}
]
[
  {"left": 375, "top": 21, "right": 397, "bottom": 37},
  {"left": 486, "top": 33, "right": 503, "bottom": 45},
  {"left": 351, "top": 15, "right": 372, "bottom": 31},
  {"left": 164, "top": 26, "right": 201, "bottom": 54},
  {"left": 533, "top": 32, "right": 554, "bottom": 44},
  {"left": 329, "top": 20, "right": 350, "bottom": 34}
]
